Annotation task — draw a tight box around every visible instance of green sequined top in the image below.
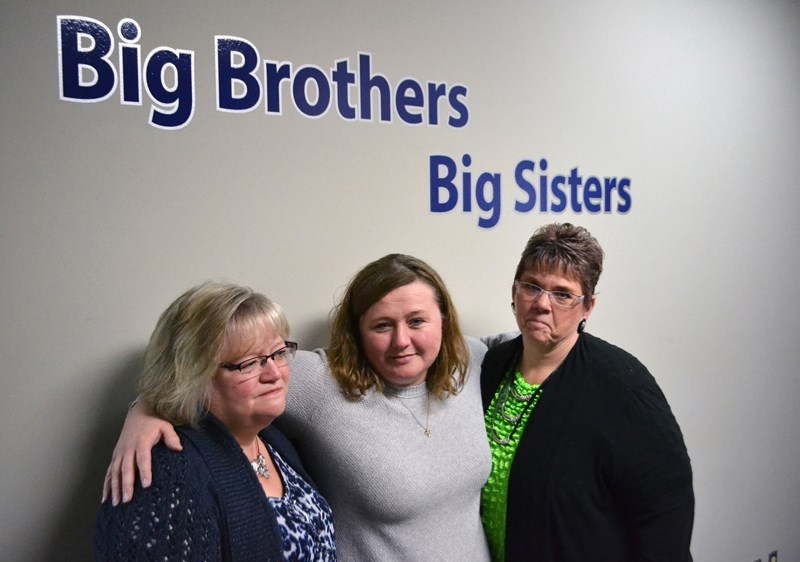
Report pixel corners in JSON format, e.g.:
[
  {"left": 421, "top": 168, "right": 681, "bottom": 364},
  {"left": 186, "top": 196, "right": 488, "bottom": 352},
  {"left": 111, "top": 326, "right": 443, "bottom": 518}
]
[{"left": 480, "top": 371, "right": 542, "bottom": 562}]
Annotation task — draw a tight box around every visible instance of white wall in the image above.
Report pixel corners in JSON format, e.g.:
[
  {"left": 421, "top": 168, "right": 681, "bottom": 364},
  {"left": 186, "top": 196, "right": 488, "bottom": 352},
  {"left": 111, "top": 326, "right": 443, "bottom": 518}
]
[{"left": 1, "top": 1, "right": 798, "bottom": 560}]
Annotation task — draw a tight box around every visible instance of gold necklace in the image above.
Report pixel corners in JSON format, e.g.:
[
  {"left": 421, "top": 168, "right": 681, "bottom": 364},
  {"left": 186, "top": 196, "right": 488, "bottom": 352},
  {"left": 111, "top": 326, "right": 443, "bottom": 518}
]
[
  {"left": 397, "top": 393, "right": 431, "bottom": 437},
  {"left": 387, "top": 387, "right": 432, "bottom": 437},
  {"left": 250, "top": 437, "right": 270, "bottom": 479}
]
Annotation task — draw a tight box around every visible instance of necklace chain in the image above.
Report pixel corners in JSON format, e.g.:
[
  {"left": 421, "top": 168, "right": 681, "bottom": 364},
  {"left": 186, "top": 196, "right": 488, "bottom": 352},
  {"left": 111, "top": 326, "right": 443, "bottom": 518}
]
[{"left": 394, "top": 392, "right": 432, "bottom": 437}]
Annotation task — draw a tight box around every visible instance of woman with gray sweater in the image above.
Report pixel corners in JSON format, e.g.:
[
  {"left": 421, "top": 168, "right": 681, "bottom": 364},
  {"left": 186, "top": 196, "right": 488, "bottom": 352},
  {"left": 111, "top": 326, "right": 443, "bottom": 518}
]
[{"left": 104, "top": 254, "right": 494, "bottom": 561}]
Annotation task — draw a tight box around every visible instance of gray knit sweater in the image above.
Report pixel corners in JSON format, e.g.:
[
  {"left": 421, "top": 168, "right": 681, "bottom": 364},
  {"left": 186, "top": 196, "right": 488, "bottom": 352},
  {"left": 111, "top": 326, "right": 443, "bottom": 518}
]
[{"left": 276, "top": 337, "right": 492, "bottom": 561}]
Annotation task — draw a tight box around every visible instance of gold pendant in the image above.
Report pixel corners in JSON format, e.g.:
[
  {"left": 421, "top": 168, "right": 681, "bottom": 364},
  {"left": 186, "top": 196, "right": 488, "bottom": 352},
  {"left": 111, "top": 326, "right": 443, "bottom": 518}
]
[{"left": 424, "top": 428, "right": 431, "bottom": 438}]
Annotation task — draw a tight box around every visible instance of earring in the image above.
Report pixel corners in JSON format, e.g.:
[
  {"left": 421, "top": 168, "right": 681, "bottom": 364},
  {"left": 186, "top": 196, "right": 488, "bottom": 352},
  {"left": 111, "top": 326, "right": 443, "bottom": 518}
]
[{"left": 577, "top": 319, "right": 586, "bottom": 333}]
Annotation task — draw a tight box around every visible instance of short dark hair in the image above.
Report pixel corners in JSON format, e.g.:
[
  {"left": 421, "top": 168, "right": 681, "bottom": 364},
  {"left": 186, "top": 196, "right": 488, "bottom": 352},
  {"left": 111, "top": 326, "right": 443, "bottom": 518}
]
[{"left": 515, "top": 223, "right": 604, "bottom": 308}]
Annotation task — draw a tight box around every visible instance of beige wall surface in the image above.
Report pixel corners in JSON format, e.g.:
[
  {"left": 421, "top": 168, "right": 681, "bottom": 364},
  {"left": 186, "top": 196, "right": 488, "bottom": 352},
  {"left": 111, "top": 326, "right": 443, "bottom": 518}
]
[{"left": 1, "top": 1, "right": 798, "bottom": 559}]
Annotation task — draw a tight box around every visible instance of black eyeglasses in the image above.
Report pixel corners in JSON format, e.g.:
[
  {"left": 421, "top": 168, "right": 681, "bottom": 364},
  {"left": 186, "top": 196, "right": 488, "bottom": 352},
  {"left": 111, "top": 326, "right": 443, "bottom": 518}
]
[
  {"left": 514, "top": 281, "right": 585, "bottom": 308},
  {"left": 219, "top": 341, "right": 298, "bottom": 375}
]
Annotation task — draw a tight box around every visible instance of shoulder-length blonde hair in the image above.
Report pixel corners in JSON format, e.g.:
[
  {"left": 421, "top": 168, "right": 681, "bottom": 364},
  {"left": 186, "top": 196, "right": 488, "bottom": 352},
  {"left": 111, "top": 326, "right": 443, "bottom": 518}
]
[
  {"left": 138, "top": 281, "right": 289, "bottom": 427},
  {"left": 328, "top": 254, "right": 468, "bottom": 400}
]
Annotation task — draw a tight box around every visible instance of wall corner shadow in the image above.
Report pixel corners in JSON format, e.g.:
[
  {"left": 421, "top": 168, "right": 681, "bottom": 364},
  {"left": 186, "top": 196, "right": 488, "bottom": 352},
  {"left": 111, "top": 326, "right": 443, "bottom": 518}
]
[{"left": 42, "top": 348, "right": 143, "bottom": 560}]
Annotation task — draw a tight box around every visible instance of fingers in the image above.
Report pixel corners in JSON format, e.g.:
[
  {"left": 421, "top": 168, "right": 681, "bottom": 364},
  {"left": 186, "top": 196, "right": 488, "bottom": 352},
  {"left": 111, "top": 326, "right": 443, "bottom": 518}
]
[
  {"left": 102, "top": 465, "right": 112, "bottom": 504},
  {"left": 133, "top": 445, "right": 152, "bottom": 494},
  {"left": 119, "top": 447, "right": 139, "bottom": 503},
  {"left": 109, "top": 454, "right": 123, "bottom": 506},
  {"left": 163, "top": 427, "right": 183, "bottom": 452},
  {"left": 101, "top": 400, "right": 183, "bottom": 505},
  {"left": 102, "top": 444, "right": 160, "bottom": 505}
]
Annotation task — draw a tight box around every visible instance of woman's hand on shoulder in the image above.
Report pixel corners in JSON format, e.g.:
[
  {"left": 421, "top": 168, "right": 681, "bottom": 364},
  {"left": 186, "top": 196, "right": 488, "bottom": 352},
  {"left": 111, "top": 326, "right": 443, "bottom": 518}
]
[{"left": 101, "top": 402, "right": 182, "bottom": 506}]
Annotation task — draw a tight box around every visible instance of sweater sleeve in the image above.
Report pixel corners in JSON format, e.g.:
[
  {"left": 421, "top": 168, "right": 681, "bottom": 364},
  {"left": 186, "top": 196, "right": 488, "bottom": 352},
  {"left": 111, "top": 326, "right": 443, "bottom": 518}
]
[
  {"left": 94, "top": 446, "right": 222, "bottom": 561},
  {"left": 478, "top": 331, "right": 519, "bottom": 350},
  {"left": 279, "top": 348, "right": 331, "bottom": 441},
  {"left": 609, "top": 369, "right": 695, "bottom": 561},
  {"left": 465, "top": 336, "right": 489, "bottom": 366}
]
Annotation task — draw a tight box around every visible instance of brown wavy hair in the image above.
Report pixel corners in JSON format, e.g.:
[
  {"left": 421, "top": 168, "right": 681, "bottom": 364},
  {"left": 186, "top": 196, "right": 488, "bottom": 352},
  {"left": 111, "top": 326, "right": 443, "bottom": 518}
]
[{"left": 328, "top": 254, "right": 468, "bottom": 400}]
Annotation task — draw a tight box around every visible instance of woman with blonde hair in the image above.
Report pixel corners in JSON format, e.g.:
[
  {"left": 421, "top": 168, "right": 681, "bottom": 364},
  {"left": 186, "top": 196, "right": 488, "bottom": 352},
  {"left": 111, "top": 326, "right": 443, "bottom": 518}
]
[{"left": 95, "top": 281, "right": 336, "bottom": 561}]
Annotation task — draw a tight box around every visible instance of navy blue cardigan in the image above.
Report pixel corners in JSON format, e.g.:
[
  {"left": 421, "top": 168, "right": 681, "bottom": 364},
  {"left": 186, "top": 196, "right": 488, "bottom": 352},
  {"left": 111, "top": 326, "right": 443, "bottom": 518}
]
[
  {"left": 481, "top": 333, "right": 694, "bottom": 562},
  {"left": 94, "top": 414, "right": 316, "bottom": 561}
]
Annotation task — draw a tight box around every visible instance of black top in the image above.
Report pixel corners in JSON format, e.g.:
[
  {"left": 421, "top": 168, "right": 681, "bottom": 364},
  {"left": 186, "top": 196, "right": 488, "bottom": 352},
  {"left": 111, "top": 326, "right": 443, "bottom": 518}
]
[{"left": 481, "top": 333, "right": 694, "bottom": 562}]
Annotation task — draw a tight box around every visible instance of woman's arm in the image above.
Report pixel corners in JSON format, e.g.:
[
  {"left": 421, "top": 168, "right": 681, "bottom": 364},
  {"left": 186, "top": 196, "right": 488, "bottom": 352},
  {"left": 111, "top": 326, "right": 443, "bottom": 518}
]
[
  {"left": 101, "top": 402, "right": 182, "bottom": 505},
  {"left": 614, "top": 378, "right": 694, "bottom": 560},
  {"left": 274, "top": 349, "right": 329, "bottom": 440},
  {"left": 479, "top": 331, "right": 519, "bottom": 349}
]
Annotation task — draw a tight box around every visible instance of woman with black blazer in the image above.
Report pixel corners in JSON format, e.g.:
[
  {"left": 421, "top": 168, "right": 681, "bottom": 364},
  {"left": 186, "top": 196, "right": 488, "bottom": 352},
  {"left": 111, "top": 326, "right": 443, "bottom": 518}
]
[{"left": 480, "top": 223, "right": 694, "bottom": 562}]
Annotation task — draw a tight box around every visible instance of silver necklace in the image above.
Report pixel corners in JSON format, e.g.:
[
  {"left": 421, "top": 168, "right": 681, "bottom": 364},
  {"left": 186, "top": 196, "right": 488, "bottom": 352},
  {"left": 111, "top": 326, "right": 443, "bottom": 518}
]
[
  {"left": 489, "top": 374, "right": 543, "bottom": 446},
  {"left": 498, "top": 377, "right": 538, "bottom": 422},
  {"left": 250, "top": 437, "right": 270, "bottom": 479}
]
